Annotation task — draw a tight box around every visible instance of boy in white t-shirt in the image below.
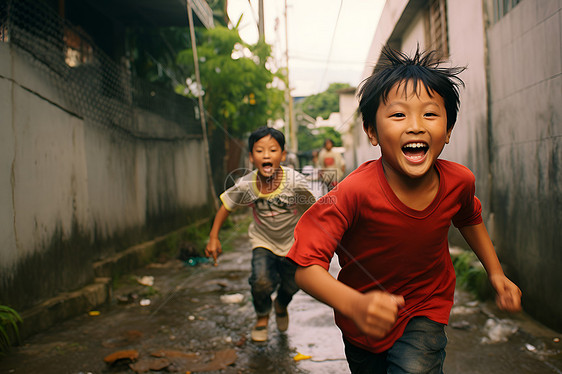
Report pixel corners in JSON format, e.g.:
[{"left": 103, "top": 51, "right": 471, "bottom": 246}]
[{"left": 206, "top": 126, "right": 315, "bottom": 342}]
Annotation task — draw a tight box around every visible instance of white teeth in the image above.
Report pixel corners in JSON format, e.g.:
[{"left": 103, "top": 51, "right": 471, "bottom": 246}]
[{"left": 403, "top": 142, "right": 426, "bottom": 148}]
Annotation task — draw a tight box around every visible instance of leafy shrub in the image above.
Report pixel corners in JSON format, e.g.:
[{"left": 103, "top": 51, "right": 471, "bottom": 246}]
[{"left": 0, "top": 305, "right": 22, "bottom": 354}]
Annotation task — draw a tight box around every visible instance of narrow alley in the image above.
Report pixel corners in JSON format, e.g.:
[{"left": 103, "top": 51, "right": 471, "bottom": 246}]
[{"left": 0, "top": 216, "right": 560, "bottom": 374}]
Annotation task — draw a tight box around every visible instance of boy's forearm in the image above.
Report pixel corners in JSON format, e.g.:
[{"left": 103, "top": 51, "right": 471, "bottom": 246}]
[
  {"left": 209, "top": 205, "right": 230, "bottom": 239},
  {"left": 295, "top": 265, "right": 362, "bottom": 318},
  {"left": 459, "top": 223, "right": 504, "bottom": 276}
]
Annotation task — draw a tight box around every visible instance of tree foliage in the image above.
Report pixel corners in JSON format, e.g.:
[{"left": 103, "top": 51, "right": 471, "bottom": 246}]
[
  {"left": 294, "top": 83, "right": 349, "bottom": 153},
  {"left": 176, "top": 26, "right": 284, "bottom": 138},
  {"left": 297, "top": 126, "right": 342, "bottom": 153},
  {"left": 296, "top": 82, "right": 351, "bottom": 120}
]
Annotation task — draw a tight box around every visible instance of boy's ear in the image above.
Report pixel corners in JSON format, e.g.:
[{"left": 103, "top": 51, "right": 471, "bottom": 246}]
[
  {"left": 249, "top": 151, "right": 254, "bottom": 164},
  {"left": 445, "top": 127, "right": 453, "bottom": 144},
  {"left": 281, "top": 150, "right": 287, "bottom": 162},
  {"left": 366, "top": 126, "right": 379, "bottom": 146}
]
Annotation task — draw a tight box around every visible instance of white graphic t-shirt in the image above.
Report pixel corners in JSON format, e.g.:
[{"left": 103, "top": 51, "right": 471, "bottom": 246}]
[{"left": 220, "top": 167, "right": 315, "bottom": 256}]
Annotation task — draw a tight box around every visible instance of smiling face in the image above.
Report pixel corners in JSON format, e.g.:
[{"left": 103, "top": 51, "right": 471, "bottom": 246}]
[
  {"left": 249, "top": 135, "right": 287, "bottom": 179},
  {"left": 368, "top": 80, "right": 452, "bottom": 181}
]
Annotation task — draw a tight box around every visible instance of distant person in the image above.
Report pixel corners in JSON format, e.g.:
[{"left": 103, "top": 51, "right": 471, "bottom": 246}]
[
  {"left": 206, "top": 126, "right": 315, "bottom": 342},
  {"left": 318, "top": 138, "right": 345, "bottom": 190},
  {"left": 288, "top": 47, "right": 521, "bottom": 373},
  {"left": 311, "top": 149, "right": 320, "bottom": 168}
]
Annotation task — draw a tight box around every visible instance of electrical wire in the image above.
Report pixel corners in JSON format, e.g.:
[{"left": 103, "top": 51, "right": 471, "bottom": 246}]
[{"left": 317, "top": 0, "right": 344, "bottom": 93}]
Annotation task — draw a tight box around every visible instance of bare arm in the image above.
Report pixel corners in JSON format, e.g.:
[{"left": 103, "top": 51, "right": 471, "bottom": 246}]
[
  {"left": 459, "top": 223, "right": 522, "bottom": 312},
  {"left": 205, "top": 205, "right": 231, "bottom": 265},
  {"left": 295, "top": 264, "right": 404, "bottom": 339}
]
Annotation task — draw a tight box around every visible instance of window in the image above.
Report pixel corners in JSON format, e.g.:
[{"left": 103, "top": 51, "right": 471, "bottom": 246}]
[
  {"left": 493, "top": 0, "right": 522, "bottom": 22},
  {"left": 428, "top": 0, "right": 449, "bottom": 58},
  {"left": 64, "top": 26, "right": 93, "bottom": 67}
]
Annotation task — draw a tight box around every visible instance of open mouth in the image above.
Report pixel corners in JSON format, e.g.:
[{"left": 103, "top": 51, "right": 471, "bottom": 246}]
[
  {"left": 402, "top": 142, "right": 428, "bottom": 162},
  {"left": 262, "top": 162, "right": 273, "bottom": 173}
]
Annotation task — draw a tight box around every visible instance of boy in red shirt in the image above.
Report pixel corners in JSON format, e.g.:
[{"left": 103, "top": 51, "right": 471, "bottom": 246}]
[{"left": 287, "top": 47, "right": 521, "bottom": 373}]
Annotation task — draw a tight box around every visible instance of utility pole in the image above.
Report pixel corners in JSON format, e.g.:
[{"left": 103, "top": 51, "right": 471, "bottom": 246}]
[
  {"left": 258, "top": 0, "right": 265, "bottom": 41},
  {"left": 186, "top": 0, "right": 219, "bottom": 211},
  {"left": 284, "top": 0, "right": 297, "bottom": 153}
]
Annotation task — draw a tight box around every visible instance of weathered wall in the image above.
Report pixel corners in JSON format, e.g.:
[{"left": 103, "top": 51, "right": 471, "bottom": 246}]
[
  {"left": 0, "top": 44, "right": 210, "bottom": 311},
  {"left": 485, "top": 0, "right": 562, "bottom": 331}
]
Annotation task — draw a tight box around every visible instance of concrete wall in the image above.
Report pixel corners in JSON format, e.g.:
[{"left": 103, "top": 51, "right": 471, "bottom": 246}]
[
  {"left": 0, "top": 44, "right": 210, "bottom": 311},
  {"left": 485, "top": 0, "right": 562, "bottom": 331}
]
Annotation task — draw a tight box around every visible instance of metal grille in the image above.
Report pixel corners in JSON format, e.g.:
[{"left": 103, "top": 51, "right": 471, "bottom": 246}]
[{"left": 0, "top": 0, "right": 201, "bottom": 139}]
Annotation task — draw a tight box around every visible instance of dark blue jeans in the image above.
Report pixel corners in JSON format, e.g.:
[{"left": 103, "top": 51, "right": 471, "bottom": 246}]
[
  {"left": 344, "top": 317, "right": 447, "bottom": 374},
  {"left": 248, "top": 247, "right": 299, "bottom": 317}
]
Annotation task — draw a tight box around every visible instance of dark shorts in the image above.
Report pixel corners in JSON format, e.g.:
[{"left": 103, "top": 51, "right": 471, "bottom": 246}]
[{"left": 344, "top": 316, "right": 447, "bottom": 374}]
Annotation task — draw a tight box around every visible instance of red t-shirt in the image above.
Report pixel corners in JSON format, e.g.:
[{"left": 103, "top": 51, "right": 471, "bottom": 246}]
[{"left": 287, "top": 158, "right": 482, "bottom": 353}]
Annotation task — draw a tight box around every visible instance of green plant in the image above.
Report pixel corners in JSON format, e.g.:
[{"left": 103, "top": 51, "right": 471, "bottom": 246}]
[
  {"left": 0, "top": 305, "right": 22, "bottom": 354},
  {"left": 451, "top": 250, "right": 494, "bottom": 301}
]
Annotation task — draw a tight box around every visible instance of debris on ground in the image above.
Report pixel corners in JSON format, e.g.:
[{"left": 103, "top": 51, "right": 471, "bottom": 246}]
[
  {"left": 450, "top": 320, "right": 473, "bottom": 330},
  {"left": 220, "top": 293, "right": 245, "bottom": 304},
  {"left": 450, "top": 305, "right": 479, "bottom": 315},
  {"left": 185, "top": 257, "right": 213, "bottom": 266},
  {"left": 121, "top": 348, "right": 237, "bottom": 373},
  {"left": 136, "top": 276, "right": 154, "bottom": 287},
  {"left": 481, "top": 318, "right": 518, "bottom": 343},
  {"left": 103, "top": 349, "right": 139, "bottom": 365},
  {"left": 293, "top": 353, "right": 312, "bottom": 361},
  {"left": 129, "top": 357, "right": 170, "bottom": 372}
]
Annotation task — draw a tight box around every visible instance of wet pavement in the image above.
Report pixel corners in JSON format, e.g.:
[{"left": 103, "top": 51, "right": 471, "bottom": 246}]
[{"left": 0, "top": 219, "right": 561, "bottom": 373}]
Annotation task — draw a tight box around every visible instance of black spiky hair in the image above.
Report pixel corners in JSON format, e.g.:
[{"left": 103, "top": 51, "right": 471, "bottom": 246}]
[
  {"left": 248, "top": 126, "right": 285, "bottom": 152},
  {"left": 357, "top": 46, "right": 466, "bottom": 133}
]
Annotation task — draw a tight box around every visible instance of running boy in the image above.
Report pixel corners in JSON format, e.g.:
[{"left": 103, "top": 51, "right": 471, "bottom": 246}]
[
  {"left": 287, "top": 48, "right": 521, "bottom": 373},
  {"left": 206, "top": 126, "right": 315, "bottom": 342}
]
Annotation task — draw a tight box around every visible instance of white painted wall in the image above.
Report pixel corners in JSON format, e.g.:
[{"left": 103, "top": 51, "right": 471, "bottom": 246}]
[
  {"left": 444, "top": 0, "right": 490, "bottom": 211},
  {"left": 401, "top": 11, "right": 429, "bottom": 53}
]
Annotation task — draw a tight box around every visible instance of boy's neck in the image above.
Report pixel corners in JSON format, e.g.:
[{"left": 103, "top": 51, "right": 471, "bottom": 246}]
[
  {"left": 381, "top": 160, "right": 440, "bottom": 211},
  {"left": 256, "top": 167, "right": 284, "bottom": 194}
]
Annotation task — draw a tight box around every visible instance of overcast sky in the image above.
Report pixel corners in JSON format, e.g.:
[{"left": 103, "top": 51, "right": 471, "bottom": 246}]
[{"left": 227, "top": 0, "right": 385, "bottom": 97}]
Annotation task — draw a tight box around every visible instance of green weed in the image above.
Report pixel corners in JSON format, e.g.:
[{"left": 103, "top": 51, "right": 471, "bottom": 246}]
[
  {"left": 0, "top": 305, "right": 22, "bottom": 354},
  {"left": 451, "top": 250, "right": 494, "bottom": 301}
]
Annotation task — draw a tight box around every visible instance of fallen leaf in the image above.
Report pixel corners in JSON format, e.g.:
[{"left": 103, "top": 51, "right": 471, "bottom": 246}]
[
  {"left": 181, "top": 349, "right": 237, "bottom": 372},
  {"left": 103, "top": 349, "right": 139, "bottom": 364},
  {"left": 129, "top": 357, "right": 170, "bottom": 372},
  {"left": 150, "top": 349, "right": 200, "bottom": 359}
]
